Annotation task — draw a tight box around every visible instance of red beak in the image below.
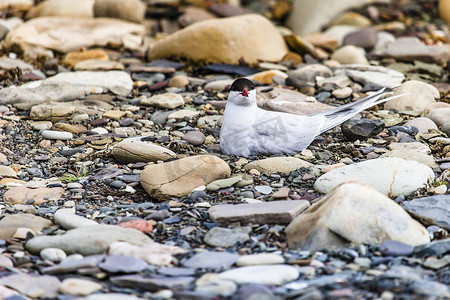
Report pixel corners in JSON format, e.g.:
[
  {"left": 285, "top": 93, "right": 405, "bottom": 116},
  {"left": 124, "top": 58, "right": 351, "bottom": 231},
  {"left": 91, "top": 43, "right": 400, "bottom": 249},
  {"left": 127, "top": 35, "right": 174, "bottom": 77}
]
[{"left": 240, "top": 89, "right": 249, "bottom": 97}]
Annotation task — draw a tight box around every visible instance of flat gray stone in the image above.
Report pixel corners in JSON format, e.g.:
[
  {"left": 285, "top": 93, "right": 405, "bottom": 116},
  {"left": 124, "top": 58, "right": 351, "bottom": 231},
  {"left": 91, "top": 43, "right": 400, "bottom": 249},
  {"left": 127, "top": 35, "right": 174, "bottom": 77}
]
[
  {"left": 208, "top": 200, "right": 310, "bottom": 225},
  {"left": 98, "top": 255, "right": 148, "bottom": 273},
  {"left": 402, "top": 195, "right": 450, "bottom": 230},
  {"left": 183, "top": 251, "right": 239, "bottom": 269},
  {"left": 54, "top": 209, "right": 99, "bottom": 229},
  {"left": 110, "top": 274, "right": 194, "bottom": 292},
  {"left": 42, "top": 255, "right": 105, "bottom": 274},
  {"left": 0, "top": 273, "right": 60, "bottom": 298},
  {"left": 219, "top": 265, "right": 299, "bottom": 285},
  {"left": 204, "top": 227, "right": 250, "bottom": 248},
  {"left": 314, "top": 157, "right": 434, "bottom": 197},
  {"left": 41, "top": 130, "right": 73, "bottom": 140},
  {"left": 414, "top": 239, "right": 450, "bottom": 257},
  {"left": 0, "top": 213, "right": 53, "bottom": 240},
  {"left": 26, "top": 225, "right": 152, "bottom": 255},
  {"left": 112, "top": 137, "right": 176, "bottom": 163},
  {"left": 335, "top": 64, "right": 404, "bottom": 89}
]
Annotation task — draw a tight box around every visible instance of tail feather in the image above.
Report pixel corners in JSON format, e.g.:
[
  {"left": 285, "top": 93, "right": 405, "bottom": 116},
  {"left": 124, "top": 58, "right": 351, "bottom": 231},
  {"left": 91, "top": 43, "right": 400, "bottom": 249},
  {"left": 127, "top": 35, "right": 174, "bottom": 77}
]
[{"left": 317, "top": 88, "right": 406, "bottom": 134}]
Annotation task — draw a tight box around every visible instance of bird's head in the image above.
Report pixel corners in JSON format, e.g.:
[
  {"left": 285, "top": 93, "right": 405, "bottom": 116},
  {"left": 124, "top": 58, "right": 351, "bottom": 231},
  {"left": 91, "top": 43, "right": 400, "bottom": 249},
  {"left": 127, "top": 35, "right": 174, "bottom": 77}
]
[{"left": 227, "top": 78, "right": 256, "bottom": 106}]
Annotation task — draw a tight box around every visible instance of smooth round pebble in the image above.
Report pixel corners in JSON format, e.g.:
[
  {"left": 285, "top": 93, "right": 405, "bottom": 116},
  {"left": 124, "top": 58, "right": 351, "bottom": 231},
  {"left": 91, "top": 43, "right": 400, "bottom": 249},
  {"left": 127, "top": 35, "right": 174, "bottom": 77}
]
[
  {"left": 41, "top": 130, "right": 73, "bottom": 140},
  {"left": 40, "top": 247, "right": 67, "bottom": 263}
]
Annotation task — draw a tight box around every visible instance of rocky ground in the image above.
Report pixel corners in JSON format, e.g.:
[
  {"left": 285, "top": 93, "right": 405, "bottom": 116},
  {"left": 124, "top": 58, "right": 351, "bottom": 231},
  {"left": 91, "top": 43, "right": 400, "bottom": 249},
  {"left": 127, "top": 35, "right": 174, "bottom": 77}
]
[{"left": 0, "top": 0, "right": 449, "bottom": 299}]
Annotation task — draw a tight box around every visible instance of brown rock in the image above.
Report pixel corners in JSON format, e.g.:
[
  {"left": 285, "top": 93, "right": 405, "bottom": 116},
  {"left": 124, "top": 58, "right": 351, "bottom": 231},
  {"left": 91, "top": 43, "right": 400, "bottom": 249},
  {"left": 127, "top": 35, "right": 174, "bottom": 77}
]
[
  {"left": 63, "top": 49, "right": 109, "bottom": 67},
  {"left": 3, "top": 186, "right": 65, "bottom": 205},
  {"left": 179, "top": 7, "right": 216, "bottom": 27},
  {"left": 384, "top": 80, "right": 439, "bottom": 114},
  {"left": 208, "top": 200, "right": 310, "bottom": 225},
  {"left": 140, "top": 155, "right": 230, "bottom": 201},
  {"left": 53, "top": 122, "right": 87, "bottom": 134},
  {"left": 168, "top": 75, "right": 190, "bottom": 88},
  {"left": 0, "top": 214, "right": 53, "bottom": 239},
  {"left": 244, "top": 157, "right": 312, "bottom": 175},
  {"left": 148, "top": 14, "right": 288, "bottom": 65},
  {"left": 112, "top": 138, "right": 176, "bottom": 163},
  {"left": 302, "top": 32, "right": 339, "bottom": 52},
  {"left": 5, "top": 17, "right": 145, "bottom": 55},
  {"left": 286, "top": 181, "right": 430, "bottom": 251},
  {"left": 102, "top": 110, "right": 127, "bottom": 120},
  {"left": 330, "top": 12, "right": 371, "bottom": 27},
  {"left": 26, "top": 0, "right": 94, "bottom": 19},
  {"left": 440, "top": 0, "right": 450, "bottom": 23},
  {"left": 93, "top": 0, "right": 146, "bottom": 23}
]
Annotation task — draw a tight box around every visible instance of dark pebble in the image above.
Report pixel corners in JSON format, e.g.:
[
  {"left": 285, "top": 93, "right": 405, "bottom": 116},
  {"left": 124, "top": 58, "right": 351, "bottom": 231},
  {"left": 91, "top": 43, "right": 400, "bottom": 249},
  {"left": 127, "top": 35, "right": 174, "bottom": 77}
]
[
  {"left": 90, "top": 118, "right": 109, "bottom": 126},
  {"left": 119, "top": 118, "right": 134, "bottom": 127},
  {"left": 146, "top": 210, "right": 170, "bottom": 221},
  {"left": 360, "top": 83, "right": 385, "bottom": 92},
  {"left": 60, "top": 148, "right": 85, "bottom": 157},
  {"left": 162, "top": 216, "right": 181, "bottom": 224},
  {"left": 183, "top": 131, "right": 205, "bottom": 146},
  {"left": 190, "top": 190, "right": 207, "bottom": 201},
  {"left": 387, "top": 125, "right": 418, "bottom": 136},
  {"left": 109, "top": 180, "right": 127, "bottom": 189},
  {"left": 343, "top": 27, "right": 378, "bottom": 50},
  {"left": 341, "top": 119, "right": 385, "bottom": 140},
  {"left": 148, "top": 81, "right": 168, "bottom": 91}
]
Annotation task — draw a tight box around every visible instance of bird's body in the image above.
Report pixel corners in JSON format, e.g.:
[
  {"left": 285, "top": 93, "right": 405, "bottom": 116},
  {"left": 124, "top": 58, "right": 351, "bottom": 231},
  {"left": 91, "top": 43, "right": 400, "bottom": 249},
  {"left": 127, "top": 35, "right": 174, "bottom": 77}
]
[{"left": 220, "top": 78, "right": 399, "bottom": 157}]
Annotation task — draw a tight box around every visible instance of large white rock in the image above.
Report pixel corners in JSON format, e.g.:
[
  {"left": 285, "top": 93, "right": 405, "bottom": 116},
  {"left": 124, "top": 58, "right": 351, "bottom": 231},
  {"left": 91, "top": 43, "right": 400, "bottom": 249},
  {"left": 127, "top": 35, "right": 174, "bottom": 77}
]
[
  {"left": 334, "top": 64, "right": 405, "bottom": 89},
  {"left": 148, "top": 14, "right": 288, "bottom": 65},
  {"left": 26, "top": 0, "right": 94, "bottom": 19},
  {"left": 384, "top": 80, "right": 440, "bottom": 114},
  {"left": 112, "top": 138, "right": 176, "bottom": 163},
  {"left": 140, "top": 155, "right": 230, "bottom": 201},
  {"left": 5, "top": 17, "right": 145, "bottom": 56},
  {"left": 314, "top": 157, "right": 434, "bottom": 197},
  {"left": 286, "top": 0, "right": 377, "bottom": 36},
  {"left": 244, "top": 157, "right": 312, "bottom": 175},
  {"left": 45, "top": 71, "right": 133, "bottom": 96},
  {"left": 0, "top": 71, "right": 133, "bottom": 106},
  {"left": 286, "top": 181, "right": 430, "bottom": 251},
  {"left": 219, "top": 265, "right": 298, "bottom": 285}
]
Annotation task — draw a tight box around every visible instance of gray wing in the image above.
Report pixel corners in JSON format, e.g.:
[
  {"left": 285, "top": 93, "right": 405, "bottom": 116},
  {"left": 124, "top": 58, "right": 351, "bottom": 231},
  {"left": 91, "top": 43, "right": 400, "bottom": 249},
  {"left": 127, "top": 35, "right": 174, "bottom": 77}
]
[
  {"left": 252, "top": 110, "right": 326, "bottom": 154},
  {"left": 313, "top": 88, "right": 399, "bottom": 134}
]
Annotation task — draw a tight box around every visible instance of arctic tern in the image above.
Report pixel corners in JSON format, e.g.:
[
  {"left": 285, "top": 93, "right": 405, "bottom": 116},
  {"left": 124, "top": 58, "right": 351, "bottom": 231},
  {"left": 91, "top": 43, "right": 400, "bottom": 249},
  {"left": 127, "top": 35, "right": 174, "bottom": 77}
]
[{"left": 220, "top": 78, "right": 401, "bottom": 157}]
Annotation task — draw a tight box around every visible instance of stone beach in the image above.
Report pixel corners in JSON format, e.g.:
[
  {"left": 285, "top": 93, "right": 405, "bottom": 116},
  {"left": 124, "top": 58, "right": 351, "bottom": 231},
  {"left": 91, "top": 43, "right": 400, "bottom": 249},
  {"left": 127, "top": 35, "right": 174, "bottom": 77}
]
[{"left": 0, "top": 0, "right": 449, "bottom": 299}]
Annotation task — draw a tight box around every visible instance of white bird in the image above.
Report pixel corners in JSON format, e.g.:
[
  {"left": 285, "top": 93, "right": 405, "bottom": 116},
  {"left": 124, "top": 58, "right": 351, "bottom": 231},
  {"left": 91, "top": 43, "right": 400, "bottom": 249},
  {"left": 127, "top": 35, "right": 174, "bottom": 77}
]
[{"left": 220, "top": 78, "right": 401, "bottom": 157}]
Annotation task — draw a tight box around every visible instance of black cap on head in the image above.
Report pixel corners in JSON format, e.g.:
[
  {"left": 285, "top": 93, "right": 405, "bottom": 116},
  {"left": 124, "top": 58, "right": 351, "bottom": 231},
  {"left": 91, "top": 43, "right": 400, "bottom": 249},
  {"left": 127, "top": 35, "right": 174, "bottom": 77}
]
[{"left": 230, "top": 78, "right": 254, "bottom": 92}]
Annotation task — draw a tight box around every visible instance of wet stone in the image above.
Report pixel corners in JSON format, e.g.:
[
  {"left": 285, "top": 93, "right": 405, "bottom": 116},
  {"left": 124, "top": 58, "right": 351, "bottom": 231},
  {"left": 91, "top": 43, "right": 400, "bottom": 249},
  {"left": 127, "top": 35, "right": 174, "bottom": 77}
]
[
  {"left": 98, "top": 255, "right": 149, "bottom": 273},
  {"left": 204, "top": 227, "right": 250, "bottom": 248},
  {"left": 379, "top": 240, "right": 414, "bottom": 257},
  {"left": 110, "top": 274, "right": 194, "bottom": 292},
  {"left": 183, "top": 251, "right": 239, "bottom": 269}
]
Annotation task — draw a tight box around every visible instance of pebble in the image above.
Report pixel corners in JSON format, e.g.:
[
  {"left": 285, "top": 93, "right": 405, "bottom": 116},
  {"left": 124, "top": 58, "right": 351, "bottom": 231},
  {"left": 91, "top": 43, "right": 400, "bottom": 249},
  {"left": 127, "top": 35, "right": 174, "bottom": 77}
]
[
  {"left": 236, "top": 254, "right": 285, "bottom": 266},
  {"left": 54, "top": 208, "right": 99, "bottom": 229},
  {"left": 40, "top": 248, "right": 67, "bottom": 263},
  {"left": 59, "top": 278, "right": 103, "bottom": 296},
  {"left": 183, "top": 251, "right": 239, "bottom": 269},
  {"left": 219, "top": 265, "right": 299, "bottom": 285},
  {"left": 41, "top": 130, "right": 73, "bottom": 140},
  {"left": 26, "top": 225, "right": 152, "bottom": 255},
  {"left": 210, "top": 200, "right": 310, "bottom": 225},
  {"left": 204, "top": 227, "right": 250, "bottom": 248},
  {"left": 98, "top": 255, "right": 148, "bottom": 273},
  {"left": 182, "top": 131, "right": 205, "bottom": 145},
  {"left": 314, "top": 157, "right": 434, "bottom": 197}
]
